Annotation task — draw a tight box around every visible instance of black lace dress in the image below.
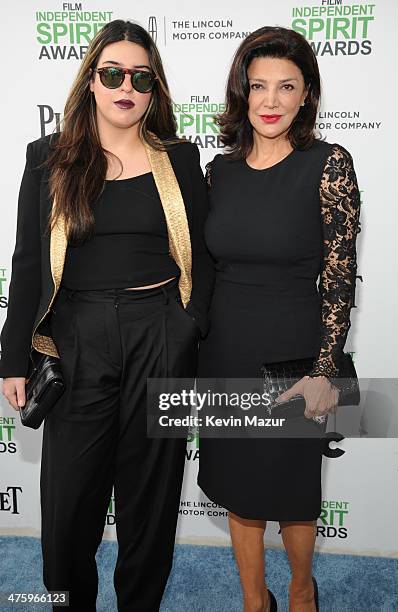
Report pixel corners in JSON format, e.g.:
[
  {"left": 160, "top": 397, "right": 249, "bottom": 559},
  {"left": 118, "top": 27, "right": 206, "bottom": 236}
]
[{"left": 197, "top": 140, "right": 361, "bottom": 520}]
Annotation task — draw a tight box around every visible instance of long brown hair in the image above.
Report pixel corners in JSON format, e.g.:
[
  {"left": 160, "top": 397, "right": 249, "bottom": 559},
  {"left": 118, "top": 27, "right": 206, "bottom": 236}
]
[
  {"left": 218, "top": 26, "right": 321, "bottom": 159},
  {"left": 45, "top": 19, "right": 178, "bottom": 243}
]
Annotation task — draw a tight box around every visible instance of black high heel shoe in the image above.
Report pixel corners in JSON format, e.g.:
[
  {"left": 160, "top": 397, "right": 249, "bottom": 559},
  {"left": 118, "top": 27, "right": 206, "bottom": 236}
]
[
  {"left": 312, "top": 576, "right": 319, "bottom": 612},
  {"left": 265, "top": 588, "right": 277, "bottom": 612}
]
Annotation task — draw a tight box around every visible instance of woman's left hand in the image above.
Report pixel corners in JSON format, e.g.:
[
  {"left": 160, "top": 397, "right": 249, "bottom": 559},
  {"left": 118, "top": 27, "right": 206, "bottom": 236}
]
[{"left": 275, "top": 375, "right": 339, "bottom": 418}]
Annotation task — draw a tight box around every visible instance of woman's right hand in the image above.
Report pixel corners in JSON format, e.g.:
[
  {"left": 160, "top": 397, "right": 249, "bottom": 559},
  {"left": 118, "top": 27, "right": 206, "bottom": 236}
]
[{"left": 1, "top": 378, "right": 26, "bottom": 411}]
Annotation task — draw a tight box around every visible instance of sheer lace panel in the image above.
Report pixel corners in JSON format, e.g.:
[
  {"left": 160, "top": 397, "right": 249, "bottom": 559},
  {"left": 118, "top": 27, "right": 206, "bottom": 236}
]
[{"left": 309, "top": 144, "right": 361, "bottom": 378}]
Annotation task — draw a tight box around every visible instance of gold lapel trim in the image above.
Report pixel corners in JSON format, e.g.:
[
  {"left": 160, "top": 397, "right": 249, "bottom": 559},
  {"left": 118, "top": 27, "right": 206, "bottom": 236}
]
[
  {"left": 32, "top": 138, "right": 192, "bottom": 358},
  {"left": 32, "top": 206, "right": 67, "bottom": 357},
  {"left": 143, "top": 140, "right": 192, "bottom": 307}
]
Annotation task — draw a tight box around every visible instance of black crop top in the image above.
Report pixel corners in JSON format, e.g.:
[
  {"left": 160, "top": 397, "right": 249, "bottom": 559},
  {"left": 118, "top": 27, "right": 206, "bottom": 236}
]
[{"left": 61, "top": 172, "right": 180, "bottom": 290}]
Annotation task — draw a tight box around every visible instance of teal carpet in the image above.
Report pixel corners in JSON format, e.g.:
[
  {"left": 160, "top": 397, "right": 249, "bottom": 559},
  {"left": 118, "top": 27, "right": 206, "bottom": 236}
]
[{"left": 1, "top": 537, "right": 397, "bottom": 611}]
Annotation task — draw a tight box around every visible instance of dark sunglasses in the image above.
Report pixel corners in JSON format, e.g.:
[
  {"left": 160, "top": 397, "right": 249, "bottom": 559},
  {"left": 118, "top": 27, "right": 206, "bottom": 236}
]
[{"left": 92, "top": 67, "right": 156, "bottom": 93}]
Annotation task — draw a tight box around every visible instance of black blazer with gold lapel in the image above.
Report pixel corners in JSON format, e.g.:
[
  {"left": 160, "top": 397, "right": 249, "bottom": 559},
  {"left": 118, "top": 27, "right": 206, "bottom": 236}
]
[{"left": 0, "top": 133, "right": 214, "bottom": 378}]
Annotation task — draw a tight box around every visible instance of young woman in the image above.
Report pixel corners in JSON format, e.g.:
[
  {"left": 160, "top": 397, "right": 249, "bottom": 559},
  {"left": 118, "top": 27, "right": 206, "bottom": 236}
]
[
  {"left": 0, "top": 19, "right": 213, "bottom": 612},
  {"left": 197, "top": 27, "right": 361, "bottom": 612}
]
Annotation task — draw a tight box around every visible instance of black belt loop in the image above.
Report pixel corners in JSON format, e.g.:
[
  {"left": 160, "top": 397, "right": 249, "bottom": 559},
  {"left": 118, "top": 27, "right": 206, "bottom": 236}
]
[
  {"left": 66, "top": 288, "right": 76, "bottom": 302},
  {"left": 160, "top": 285, "right": 169, "bottom": 305},
  {"left": 114, "top": 288, "right": 121, "bottom": 309}
]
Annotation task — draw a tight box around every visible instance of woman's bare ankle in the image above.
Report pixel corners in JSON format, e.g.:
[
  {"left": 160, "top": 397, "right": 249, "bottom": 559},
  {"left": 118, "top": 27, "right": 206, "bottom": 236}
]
[
  {"left": 243, "top": 588, "right": 267, "bottom": 612},
  {"left": 289, "top": 579, "right": 315, "bottom": 609}
]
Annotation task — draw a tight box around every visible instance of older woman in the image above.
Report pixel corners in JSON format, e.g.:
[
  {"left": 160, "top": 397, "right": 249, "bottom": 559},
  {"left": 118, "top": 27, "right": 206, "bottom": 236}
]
[{"left": 198, "top": 27, "right": 360, "bottom": 612}]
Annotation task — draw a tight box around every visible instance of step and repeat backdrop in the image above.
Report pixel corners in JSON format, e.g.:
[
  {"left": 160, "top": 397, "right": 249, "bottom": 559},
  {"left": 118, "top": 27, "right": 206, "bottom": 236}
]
[{"left": 1, "top": 0, "right": 397, "bottom": 557}]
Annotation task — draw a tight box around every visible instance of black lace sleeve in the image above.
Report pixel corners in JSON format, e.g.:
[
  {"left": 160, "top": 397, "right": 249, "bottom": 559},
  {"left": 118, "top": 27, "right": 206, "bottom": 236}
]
[{"left": 309, "top": 144, "right": 361, "bottom": 378}]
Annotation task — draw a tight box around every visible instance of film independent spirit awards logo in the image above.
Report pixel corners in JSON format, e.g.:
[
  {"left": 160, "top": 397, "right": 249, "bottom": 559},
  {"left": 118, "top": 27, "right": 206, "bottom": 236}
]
[
  {"left": 291, "top": 0, "right": 376, "bottom": 56},
  {"left": 0, "top": 414, "right": 17, "bottom": 455},
  {"left": 277, "top": 500, "right": 350, "bottom": 539},
  {"left": 0, "top": 267, "right": 18, "bottom": 456},
  {"left": 35, "top": 3, "right": 114, "bottom": 60}
]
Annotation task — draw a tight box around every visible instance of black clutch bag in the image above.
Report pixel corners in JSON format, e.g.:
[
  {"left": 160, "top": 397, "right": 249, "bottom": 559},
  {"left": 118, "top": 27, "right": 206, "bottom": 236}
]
[
  {"left": 20, "top": 350, "right": 65, "bottom": 429},
  {"left": 260, "top": 352, "right": 360, "bottom": 421}
]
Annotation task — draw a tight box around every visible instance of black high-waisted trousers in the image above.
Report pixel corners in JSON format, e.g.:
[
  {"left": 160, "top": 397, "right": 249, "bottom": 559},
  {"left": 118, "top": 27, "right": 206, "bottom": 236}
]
[{"left": 40, "top": 278, "right": 198, "bottom": 611}]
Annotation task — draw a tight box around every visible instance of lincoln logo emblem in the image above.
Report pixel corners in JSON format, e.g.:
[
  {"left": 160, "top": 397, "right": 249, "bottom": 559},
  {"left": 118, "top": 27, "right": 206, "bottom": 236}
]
[{"left": 148, "top": 16, "right": 157, "bottom": 43}]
